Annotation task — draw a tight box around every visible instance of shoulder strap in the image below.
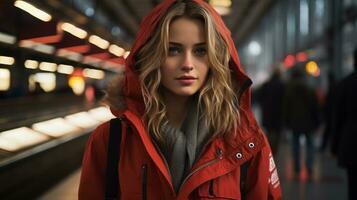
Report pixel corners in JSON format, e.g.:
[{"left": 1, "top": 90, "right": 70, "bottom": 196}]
[
  {"left": 240, "top": 160, "right": 249, "bottom": 200},
  {"left": 105, "top": 118, "right": 122, "bottom": 200}
]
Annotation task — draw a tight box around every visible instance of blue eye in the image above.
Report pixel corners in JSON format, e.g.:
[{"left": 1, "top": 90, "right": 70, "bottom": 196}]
[
  {"left": 194, "top": 47, "right": 207, "bottom": 56},
  {"left": 168, "top": 46, "right": 181, "bottom": 56}
]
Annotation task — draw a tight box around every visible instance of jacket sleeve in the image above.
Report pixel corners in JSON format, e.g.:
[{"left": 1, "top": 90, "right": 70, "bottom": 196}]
[
  {"left": 78, "top": 122, "right": 110, "bottom": 200},
  {"left": 245, "top": 135, "right": 282, "bottom": 200}
]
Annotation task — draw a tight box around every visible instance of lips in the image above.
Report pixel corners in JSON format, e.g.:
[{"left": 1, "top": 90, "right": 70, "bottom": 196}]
[
  {"left": 176, "top": 75, "right": 197, "bottom": 85},
  {"left": 176, "top": 75, "right": 197, "bottom": 80}
]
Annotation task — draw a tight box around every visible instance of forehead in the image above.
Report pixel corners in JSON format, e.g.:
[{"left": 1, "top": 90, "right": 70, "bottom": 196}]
[{"left": 168, "top": 17, "right": 206, "bottom": 43}]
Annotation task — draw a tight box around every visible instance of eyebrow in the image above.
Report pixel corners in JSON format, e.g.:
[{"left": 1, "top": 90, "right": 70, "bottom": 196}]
[{"left": 169, "top": 42, "right": 206, "bottom": 47}]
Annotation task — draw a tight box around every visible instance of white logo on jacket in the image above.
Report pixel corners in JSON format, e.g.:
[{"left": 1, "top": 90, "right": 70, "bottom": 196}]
[{"left": 268, "top": 153, "right": 280, "bottom": 188}]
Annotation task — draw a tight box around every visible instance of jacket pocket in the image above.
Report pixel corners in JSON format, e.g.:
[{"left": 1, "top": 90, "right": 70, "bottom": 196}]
[
  {"left": 197, "top": 176, "right": 240, "bottom": 200},
  {"left": 141, "top": 164, "right": 148, "bottom": 200}
]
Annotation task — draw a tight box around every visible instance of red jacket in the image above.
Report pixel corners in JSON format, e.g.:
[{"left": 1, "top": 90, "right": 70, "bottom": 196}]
[{"left": 79, "top": 1, "right": 282, "bottom": 199}]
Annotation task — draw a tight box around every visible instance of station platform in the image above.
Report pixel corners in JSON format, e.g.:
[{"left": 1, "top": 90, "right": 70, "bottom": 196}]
[{"left": 0, "top": 92, "right": 115, "bottom": 199}]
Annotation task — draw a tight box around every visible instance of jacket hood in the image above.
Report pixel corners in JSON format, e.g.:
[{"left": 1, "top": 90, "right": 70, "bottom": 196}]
[
  {"left": 112, "top": 0, "right": 251, "bottom": 111},
  {"left": 110, "top": 0, "right": 260, "bottom": 145}
]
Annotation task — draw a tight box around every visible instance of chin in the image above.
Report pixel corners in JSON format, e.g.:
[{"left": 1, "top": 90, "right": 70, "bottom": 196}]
[
  {"left": 162, "top": 85, "right": 201, "bottom": 98},
  {"left": 173, "top": 89, "right": 199, "bottom": 97}
]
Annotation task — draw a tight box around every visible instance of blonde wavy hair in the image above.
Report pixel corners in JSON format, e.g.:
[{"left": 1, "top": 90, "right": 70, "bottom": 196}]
[{"left": 135, "top": 1, "right": 240, "bottom": 143}]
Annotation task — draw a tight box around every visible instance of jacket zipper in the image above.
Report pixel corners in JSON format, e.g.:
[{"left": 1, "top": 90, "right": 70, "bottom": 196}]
[
  {"left": 142, "top": 164, "right": 148, "bottom": 200},
  {"left": 123, "top": 113, "right": 224, "bottom": 197},
  {"left": 178, "top": 148, "right": 223, "bottom": 192}
]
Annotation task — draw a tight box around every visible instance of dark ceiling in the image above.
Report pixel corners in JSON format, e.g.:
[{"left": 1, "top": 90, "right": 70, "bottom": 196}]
[
  {"left": 33, "top": 0, "right": 277, "bottom": 49},
  {"left": 102, "top": 0, "right": 277, "bottom": 46}
]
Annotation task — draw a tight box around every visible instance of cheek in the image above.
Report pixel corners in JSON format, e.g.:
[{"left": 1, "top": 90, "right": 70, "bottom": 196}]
[
  {"left": 198, "top": 57, "right": 209, "bottom": 77},
  {"left": 161, "top": 60, "right": 176, "bottom": 75},
  {"left": 199, "top": 64, "right": 209, "bottom": 82},
  {"left": 160, "top": 61, "right": 169, "bottom": 74}
]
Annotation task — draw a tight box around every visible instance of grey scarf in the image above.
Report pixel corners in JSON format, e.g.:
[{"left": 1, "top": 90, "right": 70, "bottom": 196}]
[{"left": 158, "top": 101, "right": 209, "bottom": 192}]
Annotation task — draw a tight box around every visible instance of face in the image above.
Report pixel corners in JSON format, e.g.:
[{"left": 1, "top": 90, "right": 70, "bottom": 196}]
[{"left": 160, "top": 17, "right": 209, "bottom": 98}]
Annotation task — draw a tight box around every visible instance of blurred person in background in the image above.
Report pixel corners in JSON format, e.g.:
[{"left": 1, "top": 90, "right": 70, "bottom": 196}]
[
  {"left": 319, "top": 73, "right": 336, "bottom": 152},
  {"left": 330, "top": 47, "right": 357, "bottom": 200},
  {"left": 282, "top": 67, "right": 320, "bottom": 180},
  {"left": 256, "top": 68, "right": 285, "bottom": 156},
  {"left": 78, "top": 0, "right": 282, "bottom": 199}
]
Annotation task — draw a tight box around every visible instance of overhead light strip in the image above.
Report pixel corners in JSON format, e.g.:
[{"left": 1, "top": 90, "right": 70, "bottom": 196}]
[
  {"left": 14, "top": 0, "right": 52, "bottom": 22},
  {"left": 39, "top": 62, "right": 57, "bottom": 72},
  {"left": 24, "top": 60, "right": 39, "bottom": 69},
  {"left": 83, "top": 68, "right": 105, "bottom": 79},
  {"left": 109, "top": 44, "right": 125, "bottom": 57},
  {"left": 0, "top": 56, "right": 15, "bottom": 65},
  {"left": 60, "top": 22, "right": 88, "bottom": 39},
  {"left": 89, "top": 35, "right": 109, "bottom": 49},
  {"left": 0, "top": 32, "right": 16, "bottom": 44},
  {"left": 57, "top": 64, "right": 74, "bottom": 74}
]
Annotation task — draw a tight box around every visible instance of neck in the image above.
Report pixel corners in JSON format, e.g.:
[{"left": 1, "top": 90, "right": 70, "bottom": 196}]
[{"left": 163, "top": 91, "right": 191, "bottom": 129}]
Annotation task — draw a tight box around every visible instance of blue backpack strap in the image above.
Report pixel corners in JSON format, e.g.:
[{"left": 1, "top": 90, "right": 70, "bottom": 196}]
[
  {"left": 240, "top": 160, "right": 250, "bottom": 200},
  {"left": 105, "top": 118, "right": 122, "bottom": 200}
]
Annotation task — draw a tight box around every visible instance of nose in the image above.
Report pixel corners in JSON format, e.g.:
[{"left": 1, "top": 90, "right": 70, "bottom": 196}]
[{"left": 181, "top": 52, "right": 194, "bottom": 71}]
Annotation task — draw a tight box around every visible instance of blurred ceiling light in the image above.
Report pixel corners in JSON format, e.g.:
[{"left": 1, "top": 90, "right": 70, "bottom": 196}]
[
  {"left": 14, "top": 0, "right": 52, "bottom": 22},
  {"left": 211, "top": 6, "right": 231, "bottom": 15},
  {"left": 88, "top": 107, "right": 115, "bottom": 122},
  {"left": 0, "top": 56, "right": 15, "bottom": 65},
  {"left": 32, "top": 72, "right": 54, "bottom": 82},
  {"left": 65, "top": 112, "right": 101, "bottom": 129},
  {"left": 28, "top": 75, "right": 36, "bottom": 91},
  {"left": 60, "top": 22, "right": 87, "bottom": 39},
  {"left": 85, "top": 7, "right": 94, "bottom": 17},
  {"left": 123, "top": 51, "right": 130, "bottom": 59},
  {"left": 83, "top": 68, "right": 105, "bottom": 79},
  {"left": 68, "top": 74, "right": 85, "bottom": 95},
  {"left": 111, "top": 26, "right": 121, "bottom": 36},
  {"left": 248, "top": 41, "right": 261, "bottom": 56},
  {"left": 209, "top": 0, "right": 231, "bottom": 15},
  {"left": 0, "top": 68, "right": 10, "bottom": 91},
  {"left": 83, "top": 56, "right": 102, "bottom": 65},
  {"left": 57, "top": 64, "right": 74, "bottom": 74},
  {"left": 300, "top": 0, "right": 309, "bottom": 35},
  {"left": 39, "top": 62, "right": 57, "bottom": 72},
  {"left": 0, "top": 32, "right": 16, "bottom": 44},
  {"left": 284, "top": 54, "right": 296, "bottom": 68},
  {"left": 109, "top": 44, "right": 125, "bottom": 57},
  {"left": 19, "top": 40, "right": 55, "bottom": 54},
  {"left": 32, "top": 118, "right": 81, "bottom": 137},
  {"left": 89, "top": 35, "right": 109, "bottom": 49},
  {"left": 31, "top": 73, "right": 56, "bottom": 92},
  {"left": 57, "top": 49, "right": 83, "bottom": 62},
  {"left": 0, "top": 127, "right": 49, "bottom": 151},
  {"left": 306, "top": 61, "right": 320, "bottom": 77},
  {"left": 24, "top": 59, "right": 39, "bottom": 69},
  {"left": 209, "top": 0, "right": 232, "bottom": 7},
  {"left": 296, "top": 52, "right": 308, "bottom": 62}
]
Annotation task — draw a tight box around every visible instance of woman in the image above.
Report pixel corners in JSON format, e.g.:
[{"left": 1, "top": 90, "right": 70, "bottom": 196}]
[{"left": 79, "top": 0, "right": 282, "bottom": 199}]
